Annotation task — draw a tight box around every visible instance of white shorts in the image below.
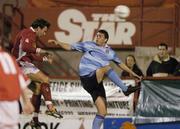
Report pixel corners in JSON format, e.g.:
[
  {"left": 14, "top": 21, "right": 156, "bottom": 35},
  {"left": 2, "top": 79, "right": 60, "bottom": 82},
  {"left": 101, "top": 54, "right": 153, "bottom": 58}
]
[
  {"left": 0, "top": 101, "right": 19, "bottom": 129},
  {"left": 19, "top": 61, "right": 40, "bottom": 74}
]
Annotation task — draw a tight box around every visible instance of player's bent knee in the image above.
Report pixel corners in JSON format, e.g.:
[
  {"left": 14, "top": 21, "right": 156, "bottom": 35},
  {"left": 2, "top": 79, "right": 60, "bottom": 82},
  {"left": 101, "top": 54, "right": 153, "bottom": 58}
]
[
  {"left": 103, "top": 65, "right": 111, "bottom": 73},
  {"left": 99, "top": 111, "right": 107, "bottom": 117},
  {"left": 42, "top": 76, "right": 49, "bottom": 84}
]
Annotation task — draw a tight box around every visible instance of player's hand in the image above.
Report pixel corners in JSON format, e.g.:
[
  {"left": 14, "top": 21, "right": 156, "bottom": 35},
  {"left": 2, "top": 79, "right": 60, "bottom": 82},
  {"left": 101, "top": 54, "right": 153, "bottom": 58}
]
[
  {"left": 43, "top": 53, "right": 53, "bottom": 64},
  {"left": 137, "top": 75, "right": 142, "bottom": 80},
  {"left": 133, "top": 73, "right": 142, "bottom": 81},
  {"left": 135, "top": 76, "right": 142, "bottom": 83},
  {"left": 47, "top": 54, "right": 53, "bottom": 64},
  {"left": 38, "top": 48, "right": 49, "bottom": 55},
  {"left": 135, "top": 75, "right": 143, "bottom": 83},
  {"left": 48, "top": 39, "right": 58, "bottom": 45}
]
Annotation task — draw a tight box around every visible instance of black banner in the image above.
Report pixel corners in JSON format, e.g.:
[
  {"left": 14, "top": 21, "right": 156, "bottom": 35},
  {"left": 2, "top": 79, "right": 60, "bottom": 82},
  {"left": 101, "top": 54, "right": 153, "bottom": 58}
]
[{"left": 134, "top": 80, "right": 180, "bottom": 124}]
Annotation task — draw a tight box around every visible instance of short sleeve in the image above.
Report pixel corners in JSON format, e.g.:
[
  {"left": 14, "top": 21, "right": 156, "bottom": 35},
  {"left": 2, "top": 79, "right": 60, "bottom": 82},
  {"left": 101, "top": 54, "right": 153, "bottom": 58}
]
[
  {"left": 71, "top": 42, "right": 86, "bottom": 52},
  {"left": 108, "top": 48, "right": 121, "bottom": 64},
  {"left": 113, "top": 52, "right": 121, "bottom": 64}
]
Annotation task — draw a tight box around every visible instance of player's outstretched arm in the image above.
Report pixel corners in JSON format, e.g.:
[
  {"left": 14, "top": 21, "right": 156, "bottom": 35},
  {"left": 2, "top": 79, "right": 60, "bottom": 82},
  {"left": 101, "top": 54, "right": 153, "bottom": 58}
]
[{"left": 48, "top": 39, "right": 72, "bottom": 50}]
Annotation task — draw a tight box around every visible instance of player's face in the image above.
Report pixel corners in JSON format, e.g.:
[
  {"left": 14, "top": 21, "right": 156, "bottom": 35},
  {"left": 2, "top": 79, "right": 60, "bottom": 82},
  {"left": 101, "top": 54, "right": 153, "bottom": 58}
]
[
  {"left": 158, "top": 45, "right": 168, "bottom": 58},
  {"left": 37, "top": 26, "right": 48, "bottom": 37},
  {"left": 95, "top": 32, "right": 107, "bottom": 46}
]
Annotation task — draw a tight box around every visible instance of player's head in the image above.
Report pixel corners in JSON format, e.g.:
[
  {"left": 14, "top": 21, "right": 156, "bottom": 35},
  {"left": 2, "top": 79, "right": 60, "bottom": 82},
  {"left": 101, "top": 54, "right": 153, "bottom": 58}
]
[
  {"left": 95, "top": 29, "right": 109, "bottom": 46},
  {"left": 157, "top": 42, "right": 168, "bottom": 59},
  {"left": 31, "top": 18, "right": 51, "bottom": 37}
]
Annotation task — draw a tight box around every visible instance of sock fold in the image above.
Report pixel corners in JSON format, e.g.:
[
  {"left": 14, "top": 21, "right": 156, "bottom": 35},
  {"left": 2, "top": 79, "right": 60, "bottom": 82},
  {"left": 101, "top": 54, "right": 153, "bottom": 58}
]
[{"left": 92, "top": 114, "right": 104, "bottom": 129}]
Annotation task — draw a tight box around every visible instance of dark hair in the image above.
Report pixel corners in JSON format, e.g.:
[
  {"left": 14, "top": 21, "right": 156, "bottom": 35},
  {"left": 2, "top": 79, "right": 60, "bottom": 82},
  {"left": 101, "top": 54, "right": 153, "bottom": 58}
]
[
  {"left": 158, "top": 42, "right": 168, "bottom": 50},
  {"left": 98, "top": 29, "right": 109, "bottom": 42},
  {"left": 31, "top": 18, "right": 50, "bottom": 29}
]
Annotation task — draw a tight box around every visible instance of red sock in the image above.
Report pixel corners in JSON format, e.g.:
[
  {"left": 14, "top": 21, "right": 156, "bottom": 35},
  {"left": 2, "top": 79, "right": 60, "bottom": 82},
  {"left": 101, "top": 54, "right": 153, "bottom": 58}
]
[
  {"left": 40, "top": 83, "right": 52, "bottom": 101},
  {"left": 31, "top": 94, "right": 41, "bottom": 123},
  {"left": 31, "top": 94, "right": 41, "bottom": 113}
]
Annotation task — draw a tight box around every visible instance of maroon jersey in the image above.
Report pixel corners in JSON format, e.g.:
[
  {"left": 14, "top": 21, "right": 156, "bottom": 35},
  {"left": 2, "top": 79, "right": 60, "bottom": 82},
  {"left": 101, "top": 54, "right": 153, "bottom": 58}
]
[{"left": 12, "top": 28, "right": 43, "bottom": 63}]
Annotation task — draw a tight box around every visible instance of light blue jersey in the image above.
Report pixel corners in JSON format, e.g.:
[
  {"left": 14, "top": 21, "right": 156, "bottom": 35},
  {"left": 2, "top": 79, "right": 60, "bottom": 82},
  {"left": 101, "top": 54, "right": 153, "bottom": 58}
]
[{"left": 71, "top": 41, "right": 121, "bottom": 76}]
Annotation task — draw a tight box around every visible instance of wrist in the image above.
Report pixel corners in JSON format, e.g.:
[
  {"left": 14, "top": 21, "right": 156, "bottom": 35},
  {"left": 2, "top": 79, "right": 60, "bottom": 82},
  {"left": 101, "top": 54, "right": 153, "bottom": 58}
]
[
  {"left": 132, "top": 73, "right": 137, "bottom": 77},
  {"left": 36, "top": 48, "right": 41, "bottom": 53},
  {"left": 43, "top": 56, "right": 48, "bottom": 61}
]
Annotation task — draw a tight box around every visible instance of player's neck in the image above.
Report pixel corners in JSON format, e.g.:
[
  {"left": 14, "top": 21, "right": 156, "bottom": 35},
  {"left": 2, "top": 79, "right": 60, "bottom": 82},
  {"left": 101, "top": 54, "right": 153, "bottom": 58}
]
[{"left": 99, "top": 43, "right": 106, "bottom": 47}]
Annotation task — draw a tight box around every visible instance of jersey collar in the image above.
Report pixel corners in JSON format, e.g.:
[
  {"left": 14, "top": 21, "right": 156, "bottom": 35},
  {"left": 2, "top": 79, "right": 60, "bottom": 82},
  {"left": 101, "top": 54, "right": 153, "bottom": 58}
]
[{"left": 30, "top": 27, "right": 36, "bottom": 32}]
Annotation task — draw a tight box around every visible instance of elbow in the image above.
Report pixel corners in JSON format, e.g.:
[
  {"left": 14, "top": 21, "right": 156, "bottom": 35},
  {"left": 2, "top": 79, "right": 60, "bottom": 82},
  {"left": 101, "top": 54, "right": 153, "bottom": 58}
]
[
  {"left": 67, "top": 47, "right": 72, "bottom": 50},
  {"left": 22, "top": 46, "right": 36, "bottom": 53},
  {"left": 21, "top": 46, "right": 28, "bottom": 52},
  {"left": 65, "top": 46, "right": 72, "bottom": 50}
]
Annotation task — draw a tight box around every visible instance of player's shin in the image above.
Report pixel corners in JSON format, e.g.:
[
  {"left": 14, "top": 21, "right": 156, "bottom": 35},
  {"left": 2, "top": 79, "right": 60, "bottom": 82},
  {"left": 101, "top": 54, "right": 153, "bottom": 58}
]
[
  {"left": 40, "top": 83, "right": 53, "bottom": 109},
  {"left": 106, "top": 69, "right": 128, "bottom": 91}
]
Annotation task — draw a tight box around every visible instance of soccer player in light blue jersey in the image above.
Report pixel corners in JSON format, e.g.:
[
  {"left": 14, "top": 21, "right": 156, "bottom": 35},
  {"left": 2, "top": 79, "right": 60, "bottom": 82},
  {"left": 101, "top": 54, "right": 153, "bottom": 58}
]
[{"left": 49, "top": 29, "right": 141, "bottom": 129}]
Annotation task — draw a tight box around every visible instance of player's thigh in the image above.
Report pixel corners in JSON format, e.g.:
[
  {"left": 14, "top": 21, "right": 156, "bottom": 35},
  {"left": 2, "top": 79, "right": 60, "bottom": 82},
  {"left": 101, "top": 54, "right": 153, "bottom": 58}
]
[
  {"left": 27, "top": 70, "right": 49, "bottom": 83},
  {"left": 96, "top": 65, "right": 111, "bottom": 83},
  {"left": 28, "top": 82, "right": 41, "bottom": 95}
]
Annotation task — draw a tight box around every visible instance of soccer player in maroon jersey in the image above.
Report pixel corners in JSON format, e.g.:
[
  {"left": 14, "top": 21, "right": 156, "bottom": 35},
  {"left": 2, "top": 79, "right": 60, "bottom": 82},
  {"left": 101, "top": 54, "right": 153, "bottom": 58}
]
[
  {"left": 11, "top": 18, "right": 62, "bottom": 128},
  {"left": 0, "top": 46, "right": 34, "bottom": 129}
]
